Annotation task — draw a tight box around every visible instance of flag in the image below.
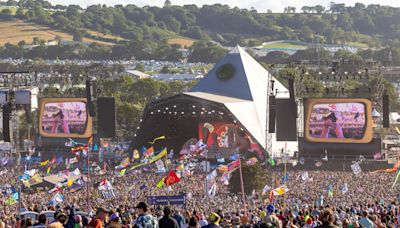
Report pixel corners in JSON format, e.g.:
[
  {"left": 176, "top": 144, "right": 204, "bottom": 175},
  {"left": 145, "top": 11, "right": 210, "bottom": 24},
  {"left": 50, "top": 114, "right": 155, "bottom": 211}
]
[
  {"left": 156, "top": 178, "right": 165, "bottom": 189},
  {"left": 273, "top": 186, "right": 289, "bottom": 196},
  {"left": 133, "top": 149, "right": 140, "bottom": 159},
  {"left": 56, "top": 156, "right": 63, "bottom": 164},
  {"left": 24, "top": 169, "right": 37, "bottom": 177},
  {"left": 50, "top": 157, "right": 56, "bottom": 164},
  {"left": 2, "top": 186, "right": 16, "bottom": 196},
  {"left": 299, "top": 157, "right": 305, "bottom": 165},
  {"left": 50, "top": 193, "right": 64, "bottom": 205},
  {"left": 217, "top": 158, "right": 225, "bottom": 163},
  {"left": 5, "top": 193, "right": 18, "bottom": 205},
  {"left": 69, "top": 177, "right": 85, "bottom": 193},
  {"left": 69, "top": 157, "right": 78, "bottom": 164},
  {"left": 46, "top": 166, "right": 51, "bottom": 175},
  {"left": 121, "top": 157, "right": 130, "bottom": 167},
  {"left": 218, "top": 165, "right": 228, "bottom": 173},
  {"left": 145, "top": 147, "right": 155, "bottom": 157},
  {"left": 267, "top": 157, "right": 275, "bottom": 166},
  {"left": 129, "top": 163, "right": 145, "bottom": 170},
  {"left": 262, "top": 184, "right": 271, "bottom": 195},
  {"left": 228, "top": 159, "right": 240, "bottom": 171},
  {"left": 23, "top": 174, "right": 43, "bottom": 188},
  {"left": 119, "top": 169, "right": 126, "bottom": 177},
  {"left": 351, "top": 162, "right": 362, "bottom": 175},
  {"left": 149, "top": 148, "right": 167, "bottom": 164},
  {"left": 340, "top": 183, "right": 348, "bottom": 194},
  {"left": 392, "top": 170, "right": 400, "bottom": 188},
  {"left": 70, "top": 168, "right": 81, "bottom": 177},
  {"left": 328, "top": 189, "right": 334, "bottom": 197},
  {"left": 374, "top": 152, "right": 382, "bottom": 160},
  {"left": 155, "top": 160, "right": 166, "bottom": 173},
  {"left": 164, "top": 170, "right": 180, "bottom": 186},
  {"left": 67, "top": 179, "right": 74, "bottom": 187},
  {"left": 229, "top": 153, "right": 239, "bottom": 161},
  {"left": 98, "top": 179, "right": 113, "bottom": 190},
  {"left": 246, "top": 157, "right": 258, "bottom": 166},
  {"left": 207, "top": 170, "right": 217, "bottom": 181},
  {"left": 207, "top": 183, "right": 217, "bottom": 197},
  {"left": 148, "top": 135, "right": 166, "bottom": 144},
  {"left": 301, "top": 171, "right": 309, "bottom": 181},
  {"left": 291, "top": 160, "right": 298, "bottom": 167},
  {"left": 281, "top": 173, "right": 289, "bottom": 183},
  {"left": 40, "top": 160, "right": 49, "bottom": 166},
  {"left": 101, "top": 189, "right": 117, "bottom": 198}
]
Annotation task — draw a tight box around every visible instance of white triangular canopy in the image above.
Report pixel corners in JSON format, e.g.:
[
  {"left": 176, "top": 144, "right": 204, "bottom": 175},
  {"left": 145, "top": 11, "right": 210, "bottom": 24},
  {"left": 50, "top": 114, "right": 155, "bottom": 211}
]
[{"left": 188, "top": 46, "right": 288, "bottom": 149}]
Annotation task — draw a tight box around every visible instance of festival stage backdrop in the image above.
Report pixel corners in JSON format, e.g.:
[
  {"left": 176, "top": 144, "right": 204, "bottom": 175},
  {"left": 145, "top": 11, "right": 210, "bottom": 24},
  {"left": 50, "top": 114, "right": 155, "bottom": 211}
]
[
  {"left": 304, "top": 98, "right": 373, "bottom": 144},
  {"left": 39, "top": 98, "right": 92, "bottom": 138},
  {"left": 198, "top": 122, "right": 263, "bottom": 159}
]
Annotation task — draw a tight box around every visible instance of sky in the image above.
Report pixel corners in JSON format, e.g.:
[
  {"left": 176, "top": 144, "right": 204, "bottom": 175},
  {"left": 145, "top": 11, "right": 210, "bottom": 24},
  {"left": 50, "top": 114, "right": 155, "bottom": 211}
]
[{"left": 47, "top": 0, "right": 400, "bottom": 12}]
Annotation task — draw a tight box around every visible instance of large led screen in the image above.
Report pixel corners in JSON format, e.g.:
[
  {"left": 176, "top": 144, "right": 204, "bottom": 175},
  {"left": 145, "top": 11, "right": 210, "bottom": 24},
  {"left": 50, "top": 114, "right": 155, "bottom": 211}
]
[
  {"left": 304, "top": 98, "right": 373, "bottom": 143},
  {"left": 39, "top": 98, "right": 92, "bottom": 138}
]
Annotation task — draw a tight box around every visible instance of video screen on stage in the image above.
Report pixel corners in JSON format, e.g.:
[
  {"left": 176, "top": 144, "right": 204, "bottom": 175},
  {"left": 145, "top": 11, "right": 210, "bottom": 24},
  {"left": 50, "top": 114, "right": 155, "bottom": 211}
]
[
  {"left": 39, "top": 98, "right": 92, "bottom": 138},
  {"left": 304, "top": 98, "right": 373, "bottom": 143},
  {"left": 196, "top": 122, "right": 263, "bottom": 159}
]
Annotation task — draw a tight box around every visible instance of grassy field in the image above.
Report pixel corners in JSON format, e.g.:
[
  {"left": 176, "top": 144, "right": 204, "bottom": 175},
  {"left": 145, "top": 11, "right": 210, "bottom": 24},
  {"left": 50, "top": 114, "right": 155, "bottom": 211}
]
[
  {"left": 167, "top": 35, "right": 196, "bottom": 48},
  {"left": 0, "top": 19, "right": 120, "bottom": 46},
  {"left": 86, "top": 30, "right": 127, "bottom": 42},
  {"left": 263, "top": 42, "right": 307, "bottom": 49}
]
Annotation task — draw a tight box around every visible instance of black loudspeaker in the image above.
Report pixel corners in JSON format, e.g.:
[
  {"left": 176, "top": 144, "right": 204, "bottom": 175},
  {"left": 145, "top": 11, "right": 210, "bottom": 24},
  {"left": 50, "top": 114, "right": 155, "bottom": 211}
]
[
  {"left": 97, "top": 97, "right": 116, "bottom": 138},
  {"left": 86, "top": 80, "right": 96, "bottom": 117},
  {"left": 268, "top": 95, "right": 276, "bottom": 133},
  {"left": 3, "top": 103, "right": 11, "bottom": 142},
  {"left": 383, "top": 94, "right": 389, "bottom": 128},
  {"left": 288, "top": 77, "right": 295, "bottom": 101},
  {"left": 276, "top": 99, "right": 297, "bottom": 141}
]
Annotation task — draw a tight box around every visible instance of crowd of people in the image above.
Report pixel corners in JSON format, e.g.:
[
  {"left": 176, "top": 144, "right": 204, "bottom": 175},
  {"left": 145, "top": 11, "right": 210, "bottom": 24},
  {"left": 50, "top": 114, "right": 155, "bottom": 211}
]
[{"left": 0, "top": 159, "right": 400, "bottom": 228}]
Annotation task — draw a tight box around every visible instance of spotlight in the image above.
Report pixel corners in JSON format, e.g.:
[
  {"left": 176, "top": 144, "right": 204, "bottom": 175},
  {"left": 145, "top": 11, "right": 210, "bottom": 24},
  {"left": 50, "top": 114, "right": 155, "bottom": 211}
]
[
  {"left": 192, "top": 105, "right": 196, "bottom": 108},
  {"left": 165, "top": 107, "right": 169, "bottom": 110},
  {"left": 150, "top": 112, "right": 154, "bottom": 114},
  {"left": 173, "top": 105, "right": 177, "bottom": 108},
  {"left": 140, "top": 119, "right": 142, "bottom": 122},
  {"left": 157, "top": 110, "right": 160, "bottom": 112},
  {"left": 201, "top": 112, "right": 204, "bottom": 114},
  {"left": 181, "top": 112, "right": 184, "bottom": 114},
  {"left": 233, "top": 120, "right": 237, "bottom": 123},
  {"left": 202, "top": 108, "right": 205, "bottom": 110},
  {"left": 192, "top": 112, "right": 195, "bottom": 114},
  {"left": 134, "top": 134, "right": 136, "bottom": 137}
]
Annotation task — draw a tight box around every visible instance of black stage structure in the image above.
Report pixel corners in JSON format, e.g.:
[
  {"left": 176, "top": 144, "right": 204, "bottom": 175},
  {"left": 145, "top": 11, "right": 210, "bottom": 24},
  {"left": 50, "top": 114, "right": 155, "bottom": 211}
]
[{"left": 131, "top": 46, "right": 289, "bottom": 158}]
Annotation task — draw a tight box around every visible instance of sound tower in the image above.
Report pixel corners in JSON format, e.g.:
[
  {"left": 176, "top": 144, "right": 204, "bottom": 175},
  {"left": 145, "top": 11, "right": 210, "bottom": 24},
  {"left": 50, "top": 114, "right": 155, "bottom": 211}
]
[
  {"left": 97, "top": 97, "right": 116, "bottom": 138},
  {"left": 2, "top": 103, "right": 11, "bottom": 142},
  {"left": 86, "top": 80, "right": 96, "bottom": 117},
  {"left": 383, "top": 93, "right": 389, "bottom": 128},
  {"left": 268, "top": 95, "right": 276, "bottom": 133}
]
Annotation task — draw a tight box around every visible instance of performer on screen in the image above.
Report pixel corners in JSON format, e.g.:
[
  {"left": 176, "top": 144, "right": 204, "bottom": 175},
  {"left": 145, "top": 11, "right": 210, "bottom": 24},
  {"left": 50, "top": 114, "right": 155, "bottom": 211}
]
[
  {"left": 51, "top": 108, "right": 70, "bottom": 134},
  {"left": 320, "top": 112, "right": 344, "bottom": 139}
]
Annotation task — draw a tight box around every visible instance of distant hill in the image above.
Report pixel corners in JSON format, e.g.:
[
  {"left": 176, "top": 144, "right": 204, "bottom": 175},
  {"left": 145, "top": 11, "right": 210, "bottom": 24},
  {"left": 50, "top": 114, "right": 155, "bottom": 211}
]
[{"left": 0, "top": 19, "right": 125, "bottom": 46}]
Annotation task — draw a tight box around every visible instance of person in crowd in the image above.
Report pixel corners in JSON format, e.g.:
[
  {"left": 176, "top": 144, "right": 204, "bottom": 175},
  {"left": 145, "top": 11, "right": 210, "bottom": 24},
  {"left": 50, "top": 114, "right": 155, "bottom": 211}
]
[
  {"left": 358, "top": 211, "right": 374, "bottom": 228},
  {"left": 88, "top": 208, "right": 108, "bottom": 228},
  {"left": 202, "top": 213, "right": 221, "bottom": 228},
  {"left": 316, "top": 209, "right": 339, "bottom": 228},
  {"left": 134, "top": 202, "right": 158, "bottom": 228},
  {"left": 159, "top": 207, "right": 179, "bottom": 228}
]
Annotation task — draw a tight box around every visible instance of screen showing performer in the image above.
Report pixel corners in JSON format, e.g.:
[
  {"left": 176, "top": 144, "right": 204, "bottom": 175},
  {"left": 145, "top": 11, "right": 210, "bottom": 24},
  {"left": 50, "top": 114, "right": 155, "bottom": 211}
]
[
  {"left": 41, "top": 101, "right": 87, "bottom": 135},
  {"left": 308, "top": 103, "right": 366, "bottom": 140}
]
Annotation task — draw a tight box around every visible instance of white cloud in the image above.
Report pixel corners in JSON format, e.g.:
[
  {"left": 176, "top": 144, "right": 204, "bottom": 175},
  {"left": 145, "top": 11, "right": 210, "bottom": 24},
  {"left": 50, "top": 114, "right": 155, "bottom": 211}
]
[{"left": 49, "top": 0, "right": 400, "bottom": 12}]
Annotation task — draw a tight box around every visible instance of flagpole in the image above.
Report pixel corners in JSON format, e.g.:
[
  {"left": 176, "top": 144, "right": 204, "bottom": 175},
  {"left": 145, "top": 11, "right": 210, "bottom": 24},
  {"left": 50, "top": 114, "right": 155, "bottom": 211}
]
[
  {"left": 87, "top": 136, "right": 91, "bottom": 214},
  {"left": 283, "top": 159, "right": 287, "bottom": 211},
  {"left": 238, "top": 156, "right": 247, "bottom": 215}
]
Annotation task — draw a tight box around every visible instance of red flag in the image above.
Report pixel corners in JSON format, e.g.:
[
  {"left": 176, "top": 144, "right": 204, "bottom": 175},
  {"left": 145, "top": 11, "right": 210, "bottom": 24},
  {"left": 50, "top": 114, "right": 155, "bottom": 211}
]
[
  {"left": 50, "top": 156, "right": 56, "bottom": 164},
  {"left": 228, "top": 159, "right": 240, "bottom": 171},
  {"left": 269, "top": 190, "right": 274, "bottom": 204},
  {"left": 145, "top": 147, "right": 155, "bottom": 157},
  {"left": 164, "top": 171, "right": 180, "bottom": 186}
]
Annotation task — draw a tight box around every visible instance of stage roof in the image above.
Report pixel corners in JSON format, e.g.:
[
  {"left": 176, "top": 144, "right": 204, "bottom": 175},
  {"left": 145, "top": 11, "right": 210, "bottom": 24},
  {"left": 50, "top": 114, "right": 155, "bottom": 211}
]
[{"left": 189, "top": 46, "right": 288, "bottom": 149}]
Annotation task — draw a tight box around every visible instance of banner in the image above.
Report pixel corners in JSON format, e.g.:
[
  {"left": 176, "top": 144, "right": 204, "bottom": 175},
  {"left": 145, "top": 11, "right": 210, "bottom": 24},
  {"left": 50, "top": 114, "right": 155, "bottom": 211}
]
[{"left": 147, "top": 195, "right": 186, "bottom": 205}]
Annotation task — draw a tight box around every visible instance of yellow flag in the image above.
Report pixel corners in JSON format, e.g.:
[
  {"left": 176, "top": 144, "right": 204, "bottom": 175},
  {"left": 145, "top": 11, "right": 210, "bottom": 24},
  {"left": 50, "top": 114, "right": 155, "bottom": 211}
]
[
  {"left": 67, "top": 179, "right": 74, "bottom": 187},
  {"left": 133, "top": 149, "right": 140, "bottom": 159},
  {"left": 129, "top": 163, "right": 145, "bottom": 170},
  {"left": 156, "top": 178, "right": 165, "bottom": 189},
  {"left": 149, "top": 136, "right": 166, "bottom": 144},
  {"left": 46, "top": 166, "right": 51, "bottom": 174},
  {"left": 149, "top": 148, "right": 168, "bottom": 164},
  {"left": 120, "top": 169, "right": 126, "bottom": 176},
  {"left": 40, "top": 160, "right": 49, "bottom": 166},
  {"left": 272, "top": 186, "right": 289, "bottom": 196}
]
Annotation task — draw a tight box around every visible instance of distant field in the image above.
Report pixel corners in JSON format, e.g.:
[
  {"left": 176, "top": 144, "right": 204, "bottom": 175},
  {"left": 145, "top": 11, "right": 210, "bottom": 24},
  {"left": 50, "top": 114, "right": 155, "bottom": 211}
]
[
  {"left": 0, "top": 19, "right": 119, "bottom": 46},
  {"left": 86, "top": 30, "right": 126, "bottom": 42},
  {"left": 263, "top": 42, "right": 307, "bottom": 49},
  {"left": 347, "top": 42, "right": 369, "bottom": 48},
  {"left": 167, "top": 36, "right": 196, "bottom": 48}
]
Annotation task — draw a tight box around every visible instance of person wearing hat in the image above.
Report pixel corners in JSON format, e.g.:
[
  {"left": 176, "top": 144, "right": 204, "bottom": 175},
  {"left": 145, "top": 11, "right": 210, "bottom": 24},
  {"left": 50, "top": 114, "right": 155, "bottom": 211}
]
[
  {"left": 88, "top": 208, "right": 108, "bottom": 228},
  {"left": 134, "top": 202, "right": 158, "bottom": 228},
  {"left": 106, "top": 213, "right": 122, "bottom": 228},
  {"left": 264, "top": 205, "right": 281, "bottom": 228},
  {"left": 202, "top": 212, "right": 221, "bottom": 228},
  {"left": 159, "top": 207, "right": 179, "bottom": 228}
]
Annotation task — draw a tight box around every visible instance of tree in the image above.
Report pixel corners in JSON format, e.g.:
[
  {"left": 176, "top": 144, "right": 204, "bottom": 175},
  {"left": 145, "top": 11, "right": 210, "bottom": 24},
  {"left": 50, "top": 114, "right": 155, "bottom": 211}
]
[
  {"left": 315, "top": 5, "right": 325, "bottom": 14},
  {"left": 134, "top": 63, "right": 145, "bottom": 72},
  {"left": 15, "top": 7, "right": 25, "bottom": 19},
  {"left": 164, "top": 0, "right": 172, "bottom": 7},
  {"left": 73, "top": 31, "right": 84, "bottom": 42},
  {"left": 1, "top": 8, "right": 12, "bottom": 16},
  {"left": 229, "top": 163, "right": 269, "bottom": 195}
]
